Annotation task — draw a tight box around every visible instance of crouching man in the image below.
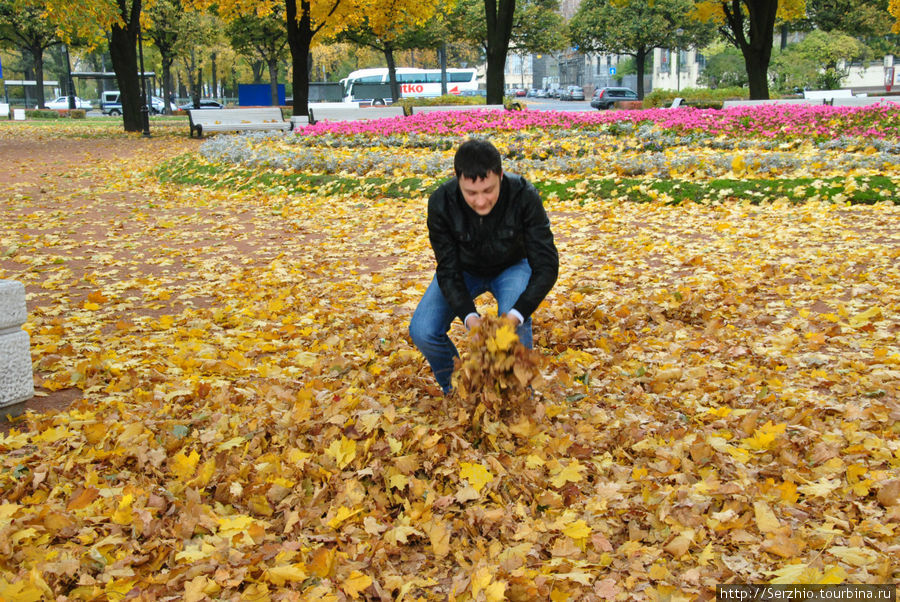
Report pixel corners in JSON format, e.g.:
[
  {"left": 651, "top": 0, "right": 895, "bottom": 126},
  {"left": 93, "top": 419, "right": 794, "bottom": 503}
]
[{"left": 409, "top": 138, "right": 559, "bottom": 393}]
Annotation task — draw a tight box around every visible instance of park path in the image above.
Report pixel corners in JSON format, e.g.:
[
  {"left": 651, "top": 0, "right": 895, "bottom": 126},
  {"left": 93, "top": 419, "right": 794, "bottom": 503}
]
[{"left": 0, "top": 130, "right": 352, "bottom": 428}]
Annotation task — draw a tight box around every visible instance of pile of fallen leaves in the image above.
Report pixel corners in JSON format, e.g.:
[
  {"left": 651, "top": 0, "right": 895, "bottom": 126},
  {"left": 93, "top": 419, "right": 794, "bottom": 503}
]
[
  {"left": 1, "top": 118, "right": 899, "bottom": 600},
  {"left": 451, "top": 315, "right": 544, "bottom": 436}
]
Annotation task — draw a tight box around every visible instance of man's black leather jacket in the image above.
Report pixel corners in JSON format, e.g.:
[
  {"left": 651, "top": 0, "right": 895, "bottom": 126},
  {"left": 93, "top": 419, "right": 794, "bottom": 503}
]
[{"left": 426, "top": 172, "right": 559, "bottom": 323}]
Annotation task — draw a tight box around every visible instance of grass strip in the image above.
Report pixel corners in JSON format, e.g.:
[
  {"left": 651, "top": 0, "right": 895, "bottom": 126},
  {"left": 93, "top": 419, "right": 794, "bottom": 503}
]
[{"left": 157, "top": 154, "right": 899, "bottom": 205}]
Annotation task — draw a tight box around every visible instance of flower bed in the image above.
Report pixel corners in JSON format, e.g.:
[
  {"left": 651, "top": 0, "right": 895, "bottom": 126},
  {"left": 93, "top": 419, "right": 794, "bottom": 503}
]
[{"left": 195, "top": 106, "right": 900, "bottom": 200}]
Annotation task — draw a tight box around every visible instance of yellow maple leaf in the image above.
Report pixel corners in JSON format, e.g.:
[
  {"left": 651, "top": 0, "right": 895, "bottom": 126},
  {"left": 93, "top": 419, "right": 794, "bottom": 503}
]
[
  {"left": 848, "top": 306, "right": 882, "bottom": 328},
  {"left": 327, "top": 506, "right": 362, "bottom": 530},
  {"left": 488, "top": 324, "right": 519, "bottom": 352},
  {"left": 551, "top": 459, "right": 585, "bottom": 488},
  {"left": 265, "top": 564, "right": 308, "bottom": 586},
  {"left": 342, "top": 571, "right": 373, "bottom": 599},
  {"left": 326, "top": 436, "right": 357, "bottom": 469},
  {"left": 424, "top": 520, "right": 451, "bottom": 557},
  {"left": 191, "top": 459, "right": 217, "bottom": 487},
  {"left": 561, "top": 519, "right": 592, "bottom": 539},
  {"left": 111, "top": 494, "right": 134, "bottom": 525},
  {"left": 741, "top": 421, "right": 786, "bottom": 451},
  {"left": 459, "top": 462, "right": 494, "bottom": 493},
  {"left": 753, "top": 501, "right": 781, "bottom": 533},
  {"left": 471, "top": 566, "right": 493, "bottom": 598},
  {"left": 170, "top": 449, "right": 200, "bottom": 480}
]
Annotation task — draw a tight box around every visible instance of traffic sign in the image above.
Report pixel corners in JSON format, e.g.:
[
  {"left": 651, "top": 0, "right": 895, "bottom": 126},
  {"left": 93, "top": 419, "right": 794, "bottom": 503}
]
[{"left": 609, "top": 66, "right": 616, "bottom": 76}]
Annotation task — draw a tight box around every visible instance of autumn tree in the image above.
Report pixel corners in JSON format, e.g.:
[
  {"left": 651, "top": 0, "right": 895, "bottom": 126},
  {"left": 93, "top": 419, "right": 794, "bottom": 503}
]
[
  {"left": 805, "top": 0, "right": 898, "bottom": 56},
  {"left": 0, "top": 0, "right": 61, "bottom": 109},
  {"left": 569, "top": 0, "right": 713, "bottom": 99},
  {"left": 177, "top": 13, "right": 221, "bottom": 107},
  {"left": 447, "top": 0, "right": 566, "bottom": 100},
  {"left": 144, "top": 0, "right": 190, "bottom": 114},
  {"left": 226, "top": 5, "right": 289, "bottom": 106},
  {"left": 332, "top": 0, "right": 444, "bottom": 103},
  {"left": 692, "top": 0, "right": 807, "bottom": 100},
  {"left": 770, "top": 29, "right": 870, "bottom": 92},
  {"left": 46, "top": 0, "right": 146, "bottom": 130}
]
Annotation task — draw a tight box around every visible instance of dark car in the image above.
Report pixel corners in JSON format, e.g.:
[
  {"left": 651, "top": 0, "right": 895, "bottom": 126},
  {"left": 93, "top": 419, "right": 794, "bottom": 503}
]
[
  {"left": 591, "top": 87, "right": 638, "bottom": 110},
  {"left": 178, "top": 100, "right": 225, "bottom": 111}
]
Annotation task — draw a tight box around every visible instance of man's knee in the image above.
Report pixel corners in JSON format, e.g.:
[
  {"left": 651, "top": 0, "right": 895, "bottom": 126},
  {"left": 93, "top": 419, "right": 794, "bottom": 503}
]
[{"left": 409, "top": 315, "right": 436, "bottom": 347}]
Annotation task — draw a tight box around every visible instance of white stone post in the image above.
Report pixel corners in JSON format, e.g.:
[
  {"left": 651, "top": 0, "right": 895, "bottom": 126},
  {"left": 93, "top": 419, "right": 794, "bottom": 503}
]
[{"left": 1, "top": 280, "right": 34, "bottom": 417}]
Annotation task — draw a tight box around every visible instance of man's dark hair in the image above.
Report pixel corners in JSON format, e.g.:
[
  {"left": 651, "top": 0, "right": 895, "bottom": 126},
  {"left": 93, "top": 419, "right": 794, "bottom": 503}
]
[{"left": 454, "top": 139, "right": 502, "bottom": 180}]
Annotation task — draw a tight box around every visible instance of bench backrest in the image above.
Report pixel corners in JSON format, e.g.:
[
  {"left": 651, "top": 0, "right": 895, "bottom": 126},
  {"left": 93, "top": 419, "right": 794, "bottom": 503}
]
[
  {"left": 831, "top": 97, "right": 900, "bottom": 107},
  {"left": 189, "top": 107, "right": 285, "bottom": 125},
  {"left": 803, "top": 89, "right": 853, "bottom": 100},
  {"left": 722, "top": 98, "right": 822, "bottom": 108},
  {"left": 308, "top": 106, "right": 404, "bottom": 123},
  {"left": 411, "top": 104, "right": 506, "bottom": 114}
]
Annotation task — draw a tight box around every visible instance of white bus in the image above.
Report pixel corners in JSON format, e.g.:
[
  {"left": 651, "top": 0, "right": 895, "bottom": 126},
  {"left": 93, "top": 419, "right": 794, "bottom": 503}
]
[{"left": 340, "top": 67, "right": 480, "bottom": 104}]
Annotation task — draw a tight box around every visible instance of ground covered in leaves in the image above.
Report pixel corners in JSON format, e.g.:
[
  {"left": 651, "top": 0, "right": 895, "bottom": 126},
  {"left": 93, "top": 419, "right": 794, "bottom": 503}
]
[{"left": 0, "top": 110, "right": 899, "bottom": 600}]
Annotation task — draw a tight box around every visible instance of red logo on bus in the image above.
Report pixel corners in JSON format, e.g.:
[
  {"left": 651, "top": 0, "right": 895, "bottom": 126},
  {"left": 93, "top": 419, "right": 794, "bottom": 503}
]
[{"left": 401, "top": 84, "right": 424, "bottom": 93}]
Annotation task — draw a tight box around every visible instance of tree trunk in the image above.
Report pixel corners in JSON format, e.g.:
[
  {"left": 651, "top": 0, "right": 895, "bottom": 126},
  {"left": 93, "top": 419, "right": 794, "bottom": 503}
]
[
  {"left": 211, "top": 52, "right": 218, "bottom": 100},
  {"left": 30, "top": 45, "right": 46, "bottom": 109},
  {"left": 385, "top": 46, "right": 399, "bottom": 103},
  {"left": 268, "top": 58, "right": 279, "bottom": 106},
  {"left": 109, "top": 21, "right": 143, "bottom": 132},
  {"left": 286, "top": 0, "right": 313, "bottom": 116},
  {"left": 723, "top": 0, "right": 776, "bottom": 100},
  {"left": 484, "top": 0, "right": 516, "bottom": 104},
  {"left": 162, "top": 57, "right": 174, "bottom": 115},
  {"left": 635, "top": 47, "right": 648, "bottom": 99}
]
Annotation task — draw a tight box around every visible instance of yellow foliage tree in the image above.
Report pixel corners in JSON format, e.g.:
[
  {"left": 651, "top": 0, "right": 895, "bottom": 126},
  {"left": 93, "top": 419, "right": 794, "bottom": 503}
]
[
  {"left": 195, "top": 0, "right": 442, "bottom": 116},
  {"left": 692, "top": 0, "right": 806, "bottom": 99}
]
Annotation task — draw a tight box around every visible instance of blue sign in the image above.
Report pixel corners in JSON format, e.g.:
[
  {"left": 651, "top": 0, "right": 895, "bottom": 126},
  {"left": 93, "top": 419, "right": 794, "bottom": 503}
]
[
  {"left": 238, "top": 83, "right": 286, "bottom": 106},
  {"left": 609, "top": 66, "right": 616, "bottom": 76},
  {"left": 0, "top": 55, "right": 3, "bottom": 79}
]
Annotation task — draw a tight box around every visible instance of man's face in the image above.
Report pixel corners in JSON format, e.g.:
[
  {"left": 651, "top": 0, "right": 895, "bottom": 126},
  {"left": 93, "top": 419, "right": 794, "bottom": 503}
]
[{"left": 459, "top": 171, "right": 502, "bottom": 216}]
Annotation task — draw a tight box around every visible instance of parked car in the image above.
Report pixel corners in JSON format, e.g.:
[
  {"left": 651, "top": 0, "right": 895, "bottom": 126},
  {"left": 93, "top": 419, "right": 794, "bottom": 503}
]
[
  {"left": 535, "top": 88, "right": 548, "bottom": 98},
  {"left": 41, "top": 96, "right": 93, "bottom": 110},
  {"left": 149, "top": 96, "right": 176, "bottom": 114},
  {"left": 178, "top": 100, "right": 225, "bottom": 111},
  {"left": 591, "top": 86, "right": 638, "bottom": 110},
  {"left": 101, "top": 91, "right": 174, "bottom": 115},
  {"left": 562, "top": 85, "right": 585, "bottom": 101}
]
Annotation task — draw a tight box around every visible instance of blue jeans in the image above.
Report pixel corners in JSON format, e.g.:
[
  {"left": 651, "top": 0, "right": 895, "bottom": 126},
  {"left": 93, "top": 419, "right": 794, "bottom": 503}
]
[{"left": 409, "top": 259, "right": 533, "bottom": 393}]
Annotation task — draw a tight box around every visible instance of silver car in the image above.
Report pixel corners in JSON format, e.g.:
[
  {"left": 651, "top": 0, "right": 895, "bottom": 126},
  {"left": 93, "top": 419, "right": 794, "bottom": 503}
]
[{"left": 561, "top": 85, "right": 585, "bottom": 101}]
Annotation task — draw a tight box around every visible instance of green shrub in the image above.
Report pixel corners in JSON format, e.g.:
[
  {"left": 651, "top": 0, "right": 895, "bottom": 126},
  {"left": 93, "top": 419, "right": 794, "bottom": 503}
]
[
  {"left": 644, "top": 86, "right": 749, "bottom": 108},
  {"left": 25, "top": 109, "right": 60, "bottom": 119},
  {"left": 396, "top": 94, "right": 487, "bottom": 112}
]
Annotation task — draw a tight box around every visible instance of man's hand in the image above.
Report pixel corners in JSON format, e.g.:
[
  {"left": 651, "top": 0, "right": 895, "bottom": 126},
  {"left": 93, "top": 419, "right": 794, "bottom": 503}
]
[
  {"left": 501, "top": 313, "right": 522, "bottom": 326},
  {"left": 465, "top": 315, "right": 482, "bottom": 330}
]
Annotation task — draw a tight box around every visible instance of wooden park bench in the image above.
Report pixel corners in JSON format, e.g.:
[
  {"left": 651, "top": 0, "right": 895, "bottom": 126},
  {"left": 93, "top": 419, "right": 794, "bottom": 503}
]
[
  {"left": 410, "top": 104, "right": 506, "bottom": 114},
  {"left": 803, "top": 89, "right": 853, "bottom": 101},
  {"left": 307, "top": 105, "right": 405, "bottom": 124},
  {"left": 188, "top": 107, "right": 292, "bottom": 138},
  {"left": 722, "top": 98, "right": 822, "bottom": 108}
]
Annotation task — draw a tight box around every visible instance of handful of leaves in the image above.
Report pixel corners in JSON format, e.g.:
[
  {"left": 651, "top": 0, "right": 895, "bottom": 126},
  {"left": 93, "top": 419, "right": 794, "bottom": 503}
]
[{"left": 451, "top": 314, "right": 544, "bottom": 431}]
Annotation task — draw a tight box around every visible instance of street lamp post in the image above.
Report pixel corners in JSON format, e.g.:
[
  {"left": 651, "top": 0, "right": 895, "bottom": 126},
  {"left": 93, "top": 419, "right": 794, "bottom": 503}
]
[
  {"left": 675, "top": 28, "right": 684, "bottom": 92},
  {"left": 64, "top": 45, "right": 76, "bottom": 110},
  {"left": 137, "top": 23, "right": 151, "bottom": 137}
]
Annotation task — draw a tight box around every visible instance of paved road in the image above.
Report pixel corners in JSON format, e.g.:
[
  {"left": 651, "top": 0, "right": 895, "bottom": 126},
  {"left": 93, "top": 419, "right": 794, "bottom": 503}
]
[{"left": 517, "top": 97, "right": 597, "bottom": 112}]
